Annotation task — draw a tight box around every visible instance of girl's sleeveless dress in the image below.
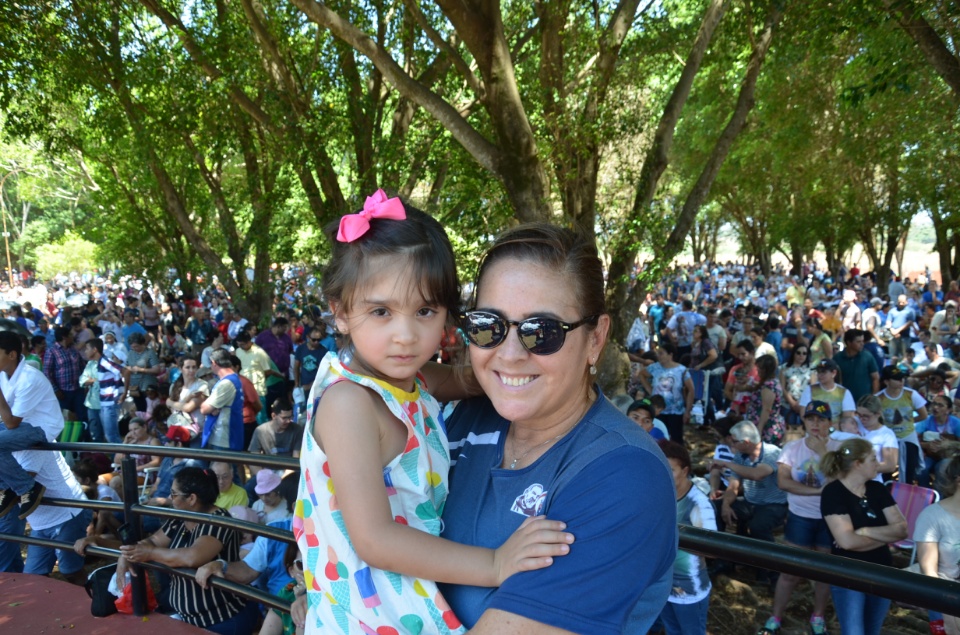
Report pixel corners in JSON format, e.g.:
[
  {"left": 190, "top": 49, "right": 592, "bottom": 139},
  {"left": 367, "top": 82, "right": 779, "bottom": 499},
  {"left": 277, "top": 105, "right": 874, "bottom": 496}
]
[{"left": 293, "top": 353, "right": 466, "bottom": 635}]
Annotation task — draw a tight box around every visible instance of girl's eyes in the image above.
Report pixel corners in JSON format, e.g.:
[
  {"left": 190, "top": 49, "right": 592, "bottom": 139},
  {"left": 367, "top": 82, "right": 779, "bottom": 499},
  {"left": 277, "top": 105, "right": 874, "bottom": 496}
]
[
  {"left": 416, "top": 307, "right": 439, "bottom": 318},
  {"left": 370, "top": 308, "right": 389, "bottom": 317}
]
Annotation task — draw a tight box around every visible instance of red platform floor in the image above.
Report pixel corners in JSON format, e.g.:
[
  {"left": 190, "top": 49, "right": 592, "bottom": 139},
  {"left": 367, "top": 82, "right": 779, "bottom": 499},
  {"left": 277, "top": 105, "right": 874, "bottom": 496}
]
[{"left": 0, "top": 572, "right": 209, "bottom": 634}]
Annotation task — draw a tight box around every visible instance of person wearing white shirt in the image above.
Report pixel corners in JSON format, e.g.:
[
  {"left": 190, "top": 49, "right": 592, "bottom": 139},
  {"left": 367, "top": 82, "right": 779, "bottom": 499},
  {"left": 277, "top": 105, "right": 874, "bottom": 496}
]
[{"left": 0, "top": 331, "right": 64, "bottom": 520}]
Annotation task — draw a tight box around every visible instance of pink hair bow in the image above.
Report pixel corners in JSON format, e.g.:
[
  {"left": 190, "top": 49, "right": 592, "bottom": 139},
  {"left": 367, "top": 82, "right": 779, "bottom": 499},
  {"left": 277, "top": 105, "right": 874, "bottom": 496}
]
[{"left": 336, "top": 189, "right": 406, "bottom": 242}]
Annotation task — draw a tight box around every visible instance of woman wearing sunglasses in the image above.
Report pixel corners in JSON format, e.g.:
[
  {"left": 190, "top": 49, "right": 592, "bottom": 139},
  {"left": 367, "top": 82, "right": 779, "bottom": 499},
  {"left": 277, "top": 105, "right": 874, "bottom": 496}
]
[
  {"left": 820, "top": 438, "right": 907, "bottom": 635},
  {"left": 440, "top": 223, "right": 677, "bottom": 635}
]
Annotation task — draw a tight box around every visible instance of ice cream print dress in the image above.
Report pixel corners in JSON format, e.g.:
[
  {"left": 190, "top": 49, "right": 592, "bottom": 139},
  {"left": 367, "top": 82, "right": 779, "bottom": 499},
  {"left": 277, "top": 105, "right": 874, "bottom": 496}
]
[{"left": 294, "top": 354, "right": 465, "bottom": 634}]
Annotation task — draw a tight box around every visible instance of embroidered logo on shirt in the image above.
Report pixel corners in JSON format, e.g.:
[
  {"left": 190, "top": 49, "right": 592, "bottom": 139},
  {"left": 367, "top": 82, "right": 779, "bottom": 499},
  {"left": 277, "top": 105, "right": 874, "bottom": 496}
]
[{"left": 511, "top": 483, "right": 547, "bottom": 517}]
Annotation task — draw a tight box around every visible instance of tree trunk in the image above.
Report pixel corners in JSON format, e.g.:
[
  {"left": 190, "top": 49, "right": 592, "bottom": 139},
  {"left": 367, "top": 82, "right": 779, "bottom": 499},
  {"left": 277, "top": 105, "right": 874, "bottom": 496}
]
[
  {"left": 881, "top": 0, "right": 960, "bottom": 98},
  {"left": 604, "top": 0, "right": 729, "bottom": 340}
]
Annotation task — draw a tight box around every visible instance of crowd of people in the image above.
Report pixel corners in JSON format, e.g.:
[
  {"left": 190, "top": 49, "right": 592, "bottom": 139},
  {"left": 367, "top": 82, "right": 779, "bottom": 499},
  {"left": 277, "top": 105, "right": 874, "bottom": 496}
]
[
  {"left": 622, "top": 261, "right": 960, "bottom": 635},
  {"left": 0, "top": 210, "right": 957, "bottom": 635}
]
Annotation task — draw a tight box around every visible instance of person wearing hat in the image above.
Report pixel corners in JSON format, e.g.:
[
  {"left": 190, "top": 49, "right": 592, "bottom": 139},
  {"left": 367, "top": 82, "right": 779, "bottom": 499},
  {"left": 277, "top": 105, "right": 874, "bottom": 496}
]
[
  {"left": 839, "top": 289, "right": 861, "bottom": 335},
  {"left": 834, "top": 328, "right": 880, "bottom": 404},
  {"left": 798, "top": 358, "right": 855, "bottom": 427},
  {"left": 862, "top": 297, "right": 886, "bottom": 347},
  {"left": 884, "top": 294, "right": 916, "bottom": 365},
  {"left": 876, "top": 365, "right": 928, "bottom": 484},
  {"left": 252, "top": 470, "right": 290, "bottom": 524},
  {"left": 102, "top": 330, "right": 128, "bottom": 364},
  {"left": 757, "top": 401, "right": 841, "bottom": 635}
]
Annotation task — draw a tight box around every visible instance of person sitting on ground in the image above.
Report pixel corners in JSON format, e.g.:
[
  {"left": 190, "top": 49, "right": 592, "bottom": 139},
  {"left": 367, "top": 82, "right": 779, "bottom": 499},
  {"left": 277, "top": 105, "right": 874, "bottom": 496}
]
[
  {"left": 211, "top": 460, "right": 248, "bottom": 510},
  {"left": 194, "top": 475, "right": 300, "bottom": 607},
  {"left": 915, "top": 394, "right": 960, "bottom": 488},
  {"left": 76, "top": 467, "right": 259, "bottom": 633},
  {"left": 252, "top": 470, "right": 292, "bottom": 524},
  {"left": 712, "top": 420, "right": 787, "bottom": 588},
  {"left": 113, "top": 416, "right": 162, "bottom": 476},
  {"left": 658, "top": 440, "right": 717, "bottom": 635},
  {"left": 914, "top": 455, "right": 960, "bottom": 635},
  {"left": 626, "top": 398, "right": 666, "bottom": 440}
]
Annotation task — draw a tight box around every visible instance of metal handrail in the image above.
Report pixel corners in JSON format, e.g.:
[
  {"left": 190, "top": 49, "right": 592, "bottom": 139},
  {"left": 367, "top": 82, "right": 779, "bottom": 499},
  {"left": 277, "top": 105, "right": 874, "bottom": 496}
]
[
  {"left": 0, "top": 533, "right": 289, "bottom": 611},
  {"left": 680, "top": 525, "right": 960, "bottom": 615},
  {"left": 40, "top": 497, "right": 295, "bottom": 543},
  {"left": 9, "top": 440, "right": 960, "bottom": 618},
  {"left": 38, "top": 440, "right": 299, "bottom": 471}
]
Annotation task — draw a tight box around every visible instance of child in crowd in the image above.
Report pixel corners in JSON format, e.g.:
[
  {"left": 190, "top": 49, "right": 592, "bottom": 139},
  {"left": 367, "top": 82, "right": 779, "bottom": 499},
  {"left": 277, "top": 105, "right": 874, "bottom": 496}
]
[{"left": 292, "top": 190, "right": 572, "bottom": 633}]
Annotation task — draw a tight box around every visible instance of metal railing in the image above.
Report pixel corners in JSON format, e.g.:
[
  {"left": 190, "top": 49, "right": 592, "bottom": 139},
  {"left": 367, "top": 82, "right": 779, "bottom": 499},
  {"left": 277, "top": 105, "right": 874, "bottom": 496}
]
[{"left": 1, "top": 441, "right": 959, "bottom": 619}]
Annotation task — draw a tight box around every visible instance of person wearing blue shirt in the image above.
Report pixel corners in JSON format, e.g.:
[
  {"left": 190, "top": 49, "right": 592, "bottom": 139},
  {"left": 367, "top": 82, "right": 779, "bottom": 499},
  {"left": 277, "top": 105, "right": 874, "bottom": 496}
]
[
  {"left": 120, "top": 309, "right": 148, "bottom": 346},
  {"left": 916, "top": 394, "right": 960, "bottom": 486}
]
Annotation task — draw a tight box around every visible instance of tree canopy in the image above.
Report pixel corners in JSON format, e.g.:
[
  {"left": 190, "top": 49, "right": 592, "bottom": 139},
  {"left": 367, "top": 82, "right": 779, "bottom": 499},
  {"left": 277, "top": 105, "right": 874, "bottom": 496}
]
[{"left": 0, "top": 0, "right": 956, "bottom": 325}]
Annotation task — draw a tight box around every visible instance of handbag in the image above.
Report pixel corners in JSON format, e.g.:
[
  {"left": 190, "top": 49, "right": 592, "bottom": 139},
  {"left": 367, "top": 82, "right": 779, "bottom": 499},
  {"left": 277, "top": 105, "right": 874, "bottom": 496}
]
[{"left": 85, "top": 563, "right": 119, "bottom": 618}]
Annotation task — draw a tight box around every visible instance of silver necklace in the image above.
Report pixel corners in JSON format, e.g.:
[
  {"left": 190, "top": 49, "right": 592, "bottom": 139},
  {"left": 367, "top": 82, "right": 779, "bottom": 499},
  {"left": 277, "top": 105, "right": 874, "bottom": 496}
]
[{"left": 508, "top": 431, "right": 567, "bottom": 469}]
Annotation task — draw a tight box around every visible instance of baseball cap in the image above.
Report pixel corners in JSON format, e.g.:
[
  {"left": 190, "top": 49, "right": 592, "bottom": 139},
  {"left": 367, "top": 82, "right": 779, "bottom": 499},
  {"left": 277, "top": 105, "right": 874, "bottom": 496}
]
[
  {"left": 869, "top": 297, "right": 883, "bottom": 306},
  {"left": 882, "top": 365, "right": 907, "bottom": 381},
  {"left": 804, "top": 401, "right": 832, "bottom": 420},
  {"left": 815, "top": 359, "right": 839, "bottom": 373},
  {"left": 165, "top": 425, "right": 193, "bottom": 444}
]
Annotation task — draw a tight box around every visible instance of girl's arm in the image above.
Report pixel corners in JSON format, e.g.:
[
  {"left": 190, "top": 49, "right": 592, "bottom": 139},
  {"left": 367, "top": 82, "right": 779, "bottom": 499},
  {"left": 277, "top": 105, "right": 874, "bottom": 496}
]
[
  {"left": 878, "top": 445, "right": 898, "bottom": 474},
  {"left": 756, "top": 386, "right": 774, "bottom": 429},
  {"left": 316, "top": 381, "right": 573, "bottom": 588}
]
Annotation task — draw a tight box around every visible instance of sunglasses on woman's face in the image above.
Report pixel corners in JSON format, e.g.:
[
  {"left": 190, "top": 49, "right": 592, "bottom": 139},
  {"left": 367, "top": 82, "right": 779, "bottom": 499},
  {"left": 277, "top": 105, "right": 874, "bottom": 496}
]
[{"left": 460, "top": 311, "right": 600, "bottom": 356}]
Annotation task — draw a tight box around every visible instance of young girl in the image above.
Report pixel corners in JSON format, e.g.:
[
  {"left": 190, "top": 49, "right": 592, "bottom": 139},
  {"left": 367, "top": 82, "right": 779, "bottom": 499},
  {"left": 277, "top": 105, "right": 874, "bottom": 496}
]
[{"left": 292, "top": 191, "right": 572, "bottom": 634}]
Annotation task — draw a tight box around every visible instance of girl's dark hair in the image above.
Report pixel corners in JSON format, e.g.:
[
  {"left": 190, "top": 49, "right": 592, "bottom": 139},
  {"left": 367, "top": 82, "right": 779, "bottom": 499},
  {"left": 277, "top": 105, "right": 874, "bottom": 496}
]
[
  {"left": 693, "top": 325, "right": 710, "bottom": 341},
  {"left": 737, "top": 338, "right": 756, "bottom": 354},
  {"left": 821, "top": 438, "right": 873, "bottom": 478},
  {"left": 173, "top": 467, "right": 220, "bottom": 506},
  {"left": 322, "top": 197, "right": 460, "bottom": 324},
  {"left": 473, "top": 223, "right": 606, "bottom": 322},
  {"left": 657, "top": 439, "right": 691, "bottom": 471},
  {"left": 280, "top": 471, "right": 300, "bottom": 513},
  {"left": 71, "top": 459, "right": 100, "bottom": 484},
  {"left": 756, "top": 354, "right": 778, "bottom": 383}
]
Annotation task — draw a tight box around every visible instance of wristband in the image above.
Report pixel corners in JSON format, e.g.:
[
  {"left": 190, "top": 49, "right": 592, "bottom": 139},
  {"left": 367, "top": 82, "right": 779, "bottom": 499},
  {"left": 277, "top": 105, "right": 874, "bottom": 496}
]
[{"left": 217, "top": 558, "right": 228, "bottom": 576}]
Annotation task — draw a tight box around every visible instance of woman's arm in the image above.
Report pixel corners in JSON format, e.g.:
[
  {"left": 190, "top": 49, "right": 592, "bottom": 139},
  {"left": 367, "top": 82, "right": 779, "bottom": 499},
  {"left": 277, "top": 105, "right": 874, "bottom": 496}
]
[
  {"left": 122, "top": 533, "right": 221, "bottom": 569},
  {"left": 317, "top": 382, "right": 572, "bottom": 588},
  {"left": 823, "top": 513, "right": 886, "bottom": 551},
  {"left": 469, "top": 609, "right": 577, "bottom": 635},
  {"left": 819, "top": 336, "right": 833, "bottom": 360},
  {"left": 916, "top": 541, "right": 940, "bottom": 578},
  {"left": 682, "top": 374, "right": 694, "bottom": 424},
  {"left": 694, "top": 348, "right": 717, "bottom": 371},
  {"left": 756, "top": 386, "right": 774, "bottom": 429},
  {"left": 878, "top": 446, "right": 899, "bottom": 474},
  {"left": 776, "top": 463, "right": 822, "bottom": 496},
  {"left": 638, "top": 366, "right": 653, "bottom": 396}
]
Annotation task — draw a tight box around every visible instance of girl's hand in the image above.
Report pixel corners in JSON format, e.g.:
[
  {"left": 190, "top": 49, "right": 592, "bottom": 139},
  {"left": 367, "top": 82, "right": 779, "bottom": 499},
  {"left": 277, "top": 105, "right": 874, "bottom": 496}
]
[{"left": 492, "top": 516, "right": 574, "bottom": 585}]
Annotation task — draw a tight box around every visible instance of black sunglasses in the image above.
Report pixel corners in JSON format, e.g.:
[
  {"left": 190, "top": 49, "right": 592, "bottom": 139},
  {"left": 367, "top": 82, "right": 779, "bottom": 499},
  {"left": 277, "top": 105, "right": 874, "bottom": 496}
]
[{"left": 460, "top": 311, "right": 600, "bottom": 356}]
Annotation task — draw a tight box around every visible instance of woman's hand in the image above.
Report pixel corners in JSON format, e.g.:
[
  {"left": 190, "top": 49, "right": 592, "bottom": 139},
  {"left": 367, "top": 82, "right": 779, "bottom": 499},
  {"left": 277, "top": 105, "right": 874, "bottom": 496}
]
[
  {"left": 120, "top": 541, "right": 154, "bottom": 565},
  {"left": 195, "top": 560, "right": 222, "bottom": 589},
  {"left": 291, "top": 594, "right": 308, "bottom": 630},
  {"left": 492, "top": 516, "right": 574, "bottom": 586}
]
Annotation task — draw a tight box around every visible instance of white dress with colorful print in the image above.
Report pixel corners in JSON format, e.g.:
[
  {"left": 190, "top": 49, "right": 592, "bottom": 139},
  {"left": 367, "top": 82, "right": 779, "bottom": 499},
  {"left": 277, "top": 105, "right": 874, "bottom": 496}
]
[{"left": 294, "top": 353, "right": 466, "bottom": 635}]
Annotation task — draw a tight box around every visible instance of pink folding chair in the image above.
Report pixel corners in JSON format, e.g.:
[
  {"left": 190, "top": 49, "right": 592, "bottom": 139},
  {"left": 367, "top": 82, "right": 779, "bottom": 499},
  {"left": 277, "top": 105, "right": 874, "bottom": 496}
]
[{"left": 884, "top": 480, "right": 940, "bottom": 566}]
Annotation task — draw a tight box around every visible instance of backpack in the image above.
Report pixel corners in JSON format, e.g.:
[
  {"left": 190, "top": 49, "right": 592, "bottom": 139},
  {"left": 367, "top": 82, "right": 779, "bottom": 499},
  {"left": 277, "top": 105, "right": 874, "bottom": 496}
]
[{"left": 85, "top": 563, "right": 119, "bottom": 617}]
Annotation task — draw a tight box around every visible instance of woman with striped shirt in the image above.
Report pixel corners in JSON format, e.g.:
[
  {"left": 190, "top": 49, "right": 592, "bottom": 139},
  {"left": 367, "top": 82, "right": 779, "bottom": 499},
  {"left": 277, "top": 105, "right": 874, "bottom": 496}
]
[{"left": 115, "top": 467, "right": 257, "bottom": 633}]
